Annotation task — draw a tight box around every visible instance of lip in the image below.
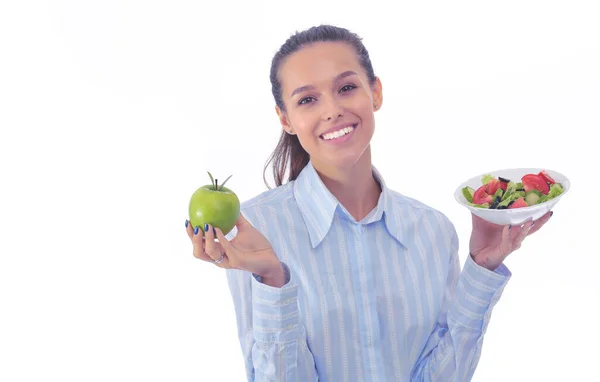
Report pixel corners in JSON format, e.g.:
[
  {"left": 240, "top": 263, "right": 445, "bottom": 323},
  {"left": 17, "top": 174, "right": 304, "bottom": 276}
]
[{"left": 319, "top": 122, "right": 359, "bottom": 137}]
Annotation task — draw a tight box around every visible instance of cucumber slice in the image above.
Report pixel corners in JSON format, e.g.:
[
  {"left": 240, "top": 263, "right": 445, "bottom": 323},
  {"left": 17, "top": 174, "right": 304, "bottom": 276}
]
[
  {"left": 525, "top": 190, "right": 543, "bottom": 205},
  {"left": 462, "top": 186, "right": 475, "bottom": 203}
]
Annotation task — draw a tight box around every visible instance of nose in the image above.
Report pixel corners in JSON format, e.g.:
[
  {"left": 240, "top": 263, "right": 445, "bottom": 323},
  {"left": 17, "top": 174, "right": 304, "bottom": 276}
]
[{"left": 321, "top": 96, "right": 344, "bottom": 121}]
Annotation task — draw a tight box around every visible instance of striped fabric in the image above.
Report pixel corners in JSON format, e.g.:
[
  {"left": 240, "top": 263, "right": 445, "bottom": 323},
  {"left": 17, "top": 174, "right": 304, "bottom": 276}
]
[{"left": 225, "top": 161, "right": 511, "bottom": 381}]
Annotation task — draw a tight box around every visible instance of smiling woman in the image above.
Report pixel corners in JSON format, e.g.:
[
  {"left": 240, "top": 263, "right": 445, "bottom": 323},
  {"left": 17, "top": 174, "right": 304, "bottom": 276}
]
[
  {"left": 185, "top": 24, "right": 554, "bottom": 382},
  {"left": 271, "top": 41, "right": 381, "bottom": 194},
  {"left": 264, "top": 26, "right": 380, "bottom": 189}
]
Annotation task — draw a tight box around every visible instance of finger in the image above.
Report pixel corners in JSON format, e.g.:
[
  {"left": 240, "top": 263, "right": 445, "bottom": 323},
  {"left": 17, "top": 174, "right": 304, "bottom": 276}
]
[
  {"left": 185, "top": 219, "right": 193, "bottom": 240},
  {"left": 235, "top": 213, "right": 252, "bottom": 231},
  {"left": 204, "top": 224, "right": 232, "bottom": 268},
  {"left": 214, "top": 227, "right": 238, "bottom": 267},
  {"left": 214, "top": 228, "right": 237, "bottom": 268},
  {"left": 513, "top": 219, "right": 534, "bottom": 248},
  {"left": 204, "top": 223, "right": 224, "bottom": 261},
  {"left": 214, "top": 227, "right": 234, "bottom": 252},
  {"left": 191, "top": 224, "right": 212, "bottom": 262},
  {"left": 212, "top": 253, "right": 231, "bottom": 269},
  {"left": 499, "top": 224, "right": 512, "bottom": 256},
  {"left": 527, "top": 211, "right": 553, "bottom": 236}
]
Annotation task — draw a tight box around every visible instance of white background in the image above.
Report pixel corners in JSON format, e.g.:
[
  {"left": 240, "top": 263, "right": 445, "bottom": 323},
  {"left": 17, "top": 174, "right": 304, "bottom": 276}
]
[{"left": 1, "top": 1, "right": 598, "bottom": 381}]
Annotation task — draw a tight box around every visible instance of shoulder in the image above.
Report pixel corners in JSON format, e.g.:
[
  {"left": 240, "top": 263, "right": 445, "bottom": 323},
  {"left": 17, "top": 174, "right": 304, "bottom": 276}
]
[
  {"left": 240, "top": 182, "right": 296, "bottom": 219},
  {"left": 224, "top": 182, "right": 297, "bottom": 240},
  {"left": 387, "top": 189, "right": 460, "bottom": 261},
  {"left": 388, "top": 189, "right": 457, "bottom": 236}
]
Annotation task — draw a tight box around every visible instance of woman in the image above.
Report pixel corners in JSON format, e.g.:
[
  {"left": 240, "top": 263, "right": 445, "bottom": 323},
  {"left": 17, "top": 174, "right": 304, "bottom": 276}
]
[{"left": 185, "top": 25, "right": 553, "bottom": 382}]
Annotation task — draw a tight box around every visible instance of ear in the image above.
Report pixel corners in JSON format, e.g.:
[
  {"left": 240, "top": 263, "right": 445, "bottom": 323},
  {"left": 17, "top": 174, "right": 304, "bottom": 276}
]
[
  {"left": 371, "top": 77, "right": 383, "bottom": 111},
  {"left": 275, "top": 105, "right": 296, "bottom": 135}
]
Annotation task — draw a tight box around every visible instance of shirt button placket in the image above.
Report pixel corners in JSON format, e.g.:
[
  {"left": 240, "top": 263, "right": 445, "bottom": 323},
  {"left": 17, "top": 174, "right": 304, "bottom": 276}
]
[{"left": 353, "top": 223, "right": 383, "bottom": 381}]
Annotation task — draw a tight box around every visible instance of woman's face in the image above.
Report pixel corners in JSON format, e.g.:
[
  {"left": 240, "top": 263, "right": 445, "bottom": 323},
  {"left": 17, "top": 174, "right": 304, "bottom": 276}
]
[{"left": 276, "top": 41, "right": 382, "bottom": 172}]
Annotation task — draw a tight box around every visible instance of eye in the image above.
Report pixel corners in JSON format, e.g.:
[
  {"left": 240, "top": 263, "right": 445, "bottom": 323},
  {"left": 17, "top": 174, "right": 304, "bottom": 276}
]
[
  {"left": 298, "top": 96, "right": 316, "bottom": 105},
  {"left": 339, "top": 84, "right": 357, "bottom": 93}
]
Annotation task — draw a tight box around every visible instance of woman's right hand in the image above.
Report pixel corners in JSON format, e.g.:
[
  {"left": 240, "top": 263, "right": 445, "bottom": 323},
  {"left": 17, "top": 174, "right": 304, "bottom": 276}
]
[{"left": 185, "top": 214, "right": 286, "bottom": 287}]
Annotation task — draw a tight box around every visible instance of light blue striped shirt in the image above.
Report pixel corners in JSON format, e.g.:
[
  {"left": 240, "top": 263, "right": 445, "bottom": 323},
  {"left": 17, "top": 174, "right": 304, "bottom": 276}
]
[{"left": 225, "top": 161, "right": 511, "bottom": 381}]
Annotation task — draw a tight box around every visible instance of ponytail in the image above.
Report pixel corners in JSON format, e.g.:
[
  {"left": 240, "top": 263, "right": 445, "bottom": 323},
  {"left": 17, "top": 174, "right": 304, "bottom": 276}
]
[{"left": 263, "top": 131, "right": 309, "bottom": 188}]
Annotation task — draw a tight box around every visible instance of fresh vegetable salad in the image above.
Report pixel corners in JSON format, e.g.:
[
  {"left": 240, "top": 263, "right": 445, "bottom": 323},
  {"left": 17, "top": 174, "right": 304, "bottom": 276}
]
[{"left": 462, "top": 170, "right": 564, "bottom": 209}]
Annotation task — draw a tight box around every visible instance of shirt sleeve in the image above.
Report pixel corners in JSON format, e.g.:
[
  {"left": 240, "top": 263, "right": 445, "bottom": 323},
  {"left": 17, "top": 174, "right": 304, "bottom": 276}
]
[
  {"left": 411, "top": 223, "right": 512, "bottom": 381},
  {"left": 226, "top": 262, "right": 320, "bottom": 381}
]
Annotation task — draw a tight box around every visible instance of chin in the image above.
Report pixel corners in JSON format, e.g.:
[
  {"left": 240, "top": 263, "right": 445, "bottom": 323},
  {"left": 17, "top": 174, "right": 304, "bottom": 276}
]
[
  {"left": 326, "top": 147, "right": 370, "bottom": 170},
  {"left": 310, "top": 125, "right": 374, "bottom": 168}
]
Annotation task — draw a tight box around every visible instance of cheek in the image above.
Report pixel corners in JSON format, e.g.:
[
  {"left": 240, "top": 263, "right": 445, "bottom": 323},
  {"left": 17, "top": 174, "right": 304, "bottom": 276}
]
[
  {"left": 347, "top": 92, "right": 373, "bottom": 112},
  {"left": 288, "top": 111, "right": 317, "bottom": 136}
]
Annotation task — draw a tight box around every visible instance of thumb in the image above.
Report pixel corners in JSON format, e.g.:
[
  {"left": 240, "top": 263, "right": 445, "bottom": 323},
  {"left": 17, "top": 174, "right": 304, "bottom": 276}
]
[
  {"left": 236, "top": 213, "right": 251, "bottom": 229},
  {"left": 499, "top": 224, "right": 512, "bottom": 256}
]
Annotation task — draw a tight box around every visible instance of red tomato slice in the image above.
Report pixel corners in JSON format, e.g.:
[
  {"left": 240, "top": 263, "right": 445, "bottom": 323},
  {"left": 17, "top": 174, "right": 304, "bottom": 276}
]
[
  {"left": 522, "top": 174, "right": 550, "bottom": 195},
  {"left": 538, "top": 170, "right": 556, "bottom": 185},
  {"left": 509, "top": 197, "right": 528, "bottom": 209},
  {"left": 473, "top": 185, "right": 493, "bottom": 205},
  {"left": 486, "top": 179, "right": 508, "bottom": 195}
]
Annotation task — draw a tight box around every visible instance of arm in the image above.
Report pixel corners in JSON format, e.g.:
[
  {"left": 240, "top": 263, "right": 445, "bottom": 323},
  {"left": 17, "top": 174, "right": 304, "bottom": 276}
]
[
  {"left": 226, "top": 262, "right": 319, "bottom": 382},
  {"left": 411, "top": 225, "right": 512, "bottom": 381}
]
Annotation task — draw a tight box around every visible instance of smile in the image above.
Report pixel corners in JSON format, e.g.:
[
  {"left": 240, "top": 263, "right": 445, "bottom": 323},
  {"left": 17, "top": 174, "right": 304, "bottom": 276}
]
[{"left": 320, "top": 124, "right": 357, "bottom": 141}]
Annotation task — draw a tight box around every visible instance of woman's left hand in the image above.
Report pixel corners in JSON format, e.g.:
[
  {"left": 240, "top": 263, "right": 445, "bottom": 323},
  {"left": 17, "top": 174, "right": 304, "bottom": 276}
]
[{"left": 469, "top": 211, "right": 554, "bottom": 271}]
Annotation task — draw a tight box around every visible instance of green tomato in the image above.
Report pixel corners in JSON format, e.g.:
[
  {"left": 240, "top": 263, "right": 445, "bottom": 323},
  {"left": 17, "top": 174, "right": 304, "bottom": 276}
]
[{"left": 188, "top": 172, "right": 240, "bottom": 236}]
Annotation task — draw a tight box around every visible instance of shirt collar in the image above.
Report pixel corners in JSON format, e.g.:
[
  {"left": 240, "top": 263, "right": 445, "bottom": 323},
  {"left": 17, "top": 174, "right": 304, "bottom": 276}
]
[{"left": 293, "top": 160, "right": 407, "bottom": 249}]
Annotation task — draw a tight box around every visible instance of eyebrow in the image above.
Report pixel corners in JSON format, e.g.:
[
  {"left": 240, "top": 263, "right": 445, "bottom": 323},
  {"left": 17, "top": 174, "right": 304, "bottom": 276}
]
[{"left": 290, "top": 70, "right": 358, "bottom": 98}]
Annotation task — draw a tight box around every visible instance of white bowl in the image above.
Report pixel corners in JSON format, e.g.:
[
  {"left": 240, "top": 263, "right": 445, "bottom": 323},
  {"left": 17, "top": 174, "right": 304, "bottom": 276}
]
[{"left": 454, "top": 168, "right": 570, "bottom": 226}]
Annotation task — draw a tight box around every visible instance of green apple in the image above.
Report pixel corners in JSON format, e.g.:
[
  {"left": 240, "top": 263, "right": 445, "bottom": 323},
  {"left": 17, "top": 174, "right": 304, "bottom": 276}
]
[{"left": 188, "top": 172, "right": 240, "bottom": 236}]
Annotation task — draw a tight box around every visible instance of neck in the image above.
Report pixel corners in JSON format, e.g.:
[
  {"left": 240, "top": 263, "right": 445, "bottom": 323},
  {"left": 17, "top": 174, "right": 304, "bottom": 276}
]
[{"left": 312, "top": 146, "right": 381, "bottom": 222}]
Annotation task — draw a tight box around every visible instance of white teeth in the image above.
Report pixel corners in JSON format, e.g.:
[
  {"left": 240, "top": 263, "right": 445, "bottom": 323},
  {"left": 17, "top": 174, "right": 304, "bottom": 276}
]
[{"left": 323, "top": 125, "right": 355, "bottom": 140}]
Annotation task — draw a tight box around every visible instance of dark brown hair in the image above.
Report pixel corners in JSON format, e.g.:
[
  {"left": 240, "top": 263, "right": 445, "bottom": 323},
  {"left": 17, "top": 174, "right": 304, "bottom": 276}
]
[{"left": 263, "top": 25, "right": 377, "bottom": 188}]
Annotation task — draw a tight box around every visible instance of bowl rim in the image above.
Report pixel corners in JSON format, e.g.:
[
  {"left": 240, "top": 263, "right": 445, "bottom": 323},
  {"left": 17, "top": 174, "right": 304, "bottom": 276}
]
[{"left": 453, "top": 167, "right": 570, "bottom": 212}]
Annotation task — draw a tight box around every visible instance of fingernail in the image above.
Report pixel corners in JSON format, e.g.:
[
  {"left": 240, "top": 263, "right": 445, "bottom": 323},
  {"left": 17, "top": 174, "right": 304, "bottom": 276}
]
[
  {"left": 185, "top": 220, "right": 188, "bottom": 228},
  {"left": 194, "top": 226, "right": 199, "bottom": 235},
  {"left": 550, "top": 211, "right": 554, "bottom": 217},
  {"left": 508, "top": 225, "right": 512, "bottom": 230},
  {"left": 204, "top": 223, "right": 209, "bottom": 233},
  {"left": 531, "top": 221, "right": 536, "bottom": 228},
  {"left": 213, "top": 227, "right": 217, "bottom": 235}
]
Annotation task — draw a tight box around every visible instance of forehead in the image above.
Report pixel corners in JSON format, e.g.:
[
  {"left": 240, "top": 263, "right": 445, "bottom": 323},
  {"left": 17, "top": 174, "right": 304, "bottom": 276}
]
[{"left": 278, "top": 42, "right": 364, "bottom": 94}]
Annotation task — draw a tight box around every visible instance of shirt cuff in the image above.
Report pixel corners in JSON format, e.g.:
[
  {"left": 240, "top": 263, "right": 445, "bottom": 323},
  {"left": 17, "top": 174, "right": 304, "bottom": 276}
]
[
  {"left": 251, "top": 262, "right": 300, "bottom": 343},
  {"left": 449, "top": 254, "right": 512, "bottom": 330}
]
